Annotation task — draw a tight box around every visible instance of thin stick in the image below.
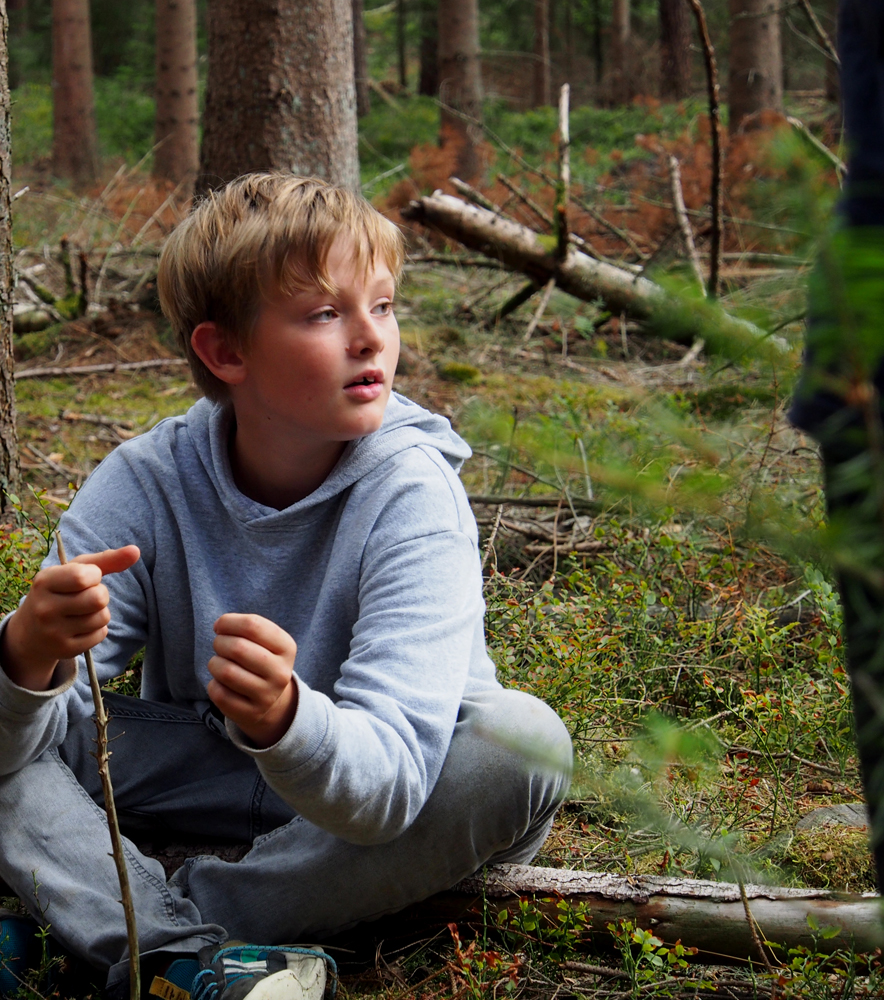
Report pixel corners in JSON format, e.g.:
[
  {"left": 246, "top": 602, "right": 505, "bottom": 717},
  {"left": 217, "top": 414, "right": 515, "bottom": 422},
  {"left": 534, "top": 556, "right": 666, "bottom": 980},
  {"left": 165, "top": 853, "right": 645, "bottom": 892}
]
[
  {"left": 523, "top": 277, "right": 556, "bottom": 343},
  {"left": 687, "top": 0, "right": 723, "bottom": 298},
  {"left": 556, "top": 84, "right": 571, "bottom": 261},
  {"left": 796, "top": 0, "right": 839, "bottom": 66},
  {"left": 55, "top": 533, "right": 140, "bottom": 1000},
  {"left": 15, "top": 358, "right": 188, "bottom": 380},
  {"left": 480, "top": 505, "right": 504, "bottom": 572},
  {"left": 668, "top": 155, "right": 705, "bottom": 296}
]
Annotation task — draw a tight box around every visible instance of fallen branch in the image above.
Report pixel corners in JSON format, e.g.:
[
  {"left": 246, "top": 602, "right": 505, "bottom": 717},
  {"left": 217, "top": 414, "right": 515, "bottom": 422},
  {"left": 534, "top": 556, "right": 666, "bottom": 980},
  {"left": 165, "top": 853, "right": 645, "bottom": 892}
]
[
  {"left": 14, "top": 358, "right": 188, "bottom": 380},
  {"left": 401, "top": 192, "right": 785, "bottom": 358},
  {"left": 668, "top": 155, "right": 705, "bottom": 296}
]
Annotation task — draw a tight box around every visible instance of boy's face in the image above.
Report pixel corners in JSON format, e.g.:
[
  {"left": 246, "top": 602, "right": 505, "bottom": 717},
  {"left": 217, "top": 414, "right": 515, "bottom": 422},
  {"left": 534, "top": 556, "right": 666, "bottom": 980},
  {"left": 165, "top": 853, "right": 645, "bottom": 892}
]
[{"left": 233, "top": 237, "right": 400, "bottom": 458}]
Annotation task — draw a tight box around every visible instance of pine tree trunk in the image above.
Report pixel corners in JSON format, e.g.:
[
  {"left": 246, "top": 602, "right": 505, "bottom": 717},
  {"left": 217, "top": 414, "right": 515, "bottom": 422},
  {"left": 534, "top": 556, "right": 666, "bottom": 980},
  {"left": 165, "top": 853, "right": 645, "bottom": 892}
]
[
  {"left": 659, "top": 0, "right": 691, "bottom": 101},
  {"left": 418, "top": 0, "right": 439, "bottom": 96},
  {"left": 728, "top": 0, "right": 783, "bottom": 132},
  {"left": 153, "top": 0, "right": 199, "bottom": 192},
  {"left": 608, "top": 0, "right": 630, "bottom": 105},
  {"left": 197, "top": 0, "right": 359, "bottom": 195},
  {"left": 353, "top": 0, "right": 370, "bottom": 116},
  {"left": 51, "top": 0, "right": 98, "bottom": 186},
  {"left": 438, "top": 0, "right": 483, "bottom": 182},
  {"left": 397, "top": 0, "right": 407, "bottom": 89},
  {"left": 532, "top": 0, "right": 550, "bottom": 107},
  {"left": 0, "top": 0, "right": 21, "bottom": 513}
]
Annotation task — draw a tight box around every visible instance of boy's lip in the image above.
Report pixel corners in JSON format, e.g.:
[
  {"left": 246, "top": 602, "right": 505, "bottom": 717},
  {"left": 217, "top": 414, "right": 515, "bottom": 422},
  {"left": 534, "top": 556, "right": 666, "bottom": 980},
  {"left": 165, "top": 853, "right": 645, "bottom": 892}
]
[
  {"left": 344, "top": 369, "right": 385, "bottom": 401},
  {"left": 344, "top": 369, "right": 384, "bottom": 389}
]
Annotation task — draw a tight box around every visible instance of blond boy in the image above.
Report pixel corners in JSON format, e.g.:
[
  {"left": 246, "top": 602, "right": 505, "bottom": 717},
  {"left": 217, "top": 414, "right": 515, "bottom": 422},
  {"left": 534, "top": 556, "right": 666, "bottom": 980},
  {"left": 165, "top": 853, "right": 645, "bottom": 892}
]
[{"left": 0, "top": 175, "right": 572, "bottom": 1000}]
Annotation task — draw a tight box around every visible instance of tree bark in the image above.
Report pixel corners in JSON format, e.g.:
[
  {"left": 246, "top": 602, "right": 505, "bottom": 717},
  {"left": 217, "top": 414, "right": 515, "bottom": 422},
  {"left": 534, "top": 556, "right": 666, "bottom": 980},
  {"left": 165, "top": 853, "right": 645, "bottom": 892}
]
[
  {"left": 418, "top": 0, "right": 439, "bottom": 96},
  {"left": 51, "top": 0, "right": 98, "bottom": 186},
  {"left": 352, "top": 0, "right": 370, "bottom": 116},
  {"left": 397, "top": 0, "right": 407, "bottom": 90},
  {"left": 153, "top": 0, "right": 199, "bottom": 193},
  {"left": 728, "top": 0, "right": 783, "bottom": 132},
  {"left": 401, "top": 190, "right": 782, "bottom": 357},
  {"left": 608, "top": 0, "right": 630, "bottom": 105},
  {"left": 438, "top": 0, "right": 483, "bottom": 182},
  {"left": 0, "top": 0, "right": 20, "bottom": 514},
  {"left": 532, "top": 0, "right": 551, "bottom": 108},
  {"left": 197, "top": 0, "right": 359, "bottom": 195},
  {"left": 659, "top": 0, "right": 692, "bottom": 101}
]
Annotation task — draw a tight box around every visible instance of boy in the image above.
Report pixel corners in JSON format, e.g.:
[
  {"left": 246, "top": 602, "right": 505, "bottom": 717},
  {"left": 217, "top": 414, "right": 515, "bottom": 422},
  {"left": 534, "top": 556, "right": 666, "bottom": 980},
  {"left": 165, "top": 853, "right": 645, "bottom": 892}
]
[{"left": 0, "top": 174, "right": 572, "bottom": 1000}]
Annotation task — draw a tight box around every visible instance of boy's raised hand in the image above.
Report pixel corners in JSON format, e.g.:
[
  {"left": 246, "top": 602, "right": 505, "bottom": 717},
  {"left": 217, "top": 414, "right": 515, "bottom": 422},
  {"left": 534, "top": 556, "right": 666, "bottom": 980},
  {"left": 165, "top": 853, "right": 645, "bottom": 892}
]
[
  {"left": 207, "top": 613, "right": 299, "bottom": 749},
  {"left": 0, "top": 545, "right": 141, "bottom": 693}
]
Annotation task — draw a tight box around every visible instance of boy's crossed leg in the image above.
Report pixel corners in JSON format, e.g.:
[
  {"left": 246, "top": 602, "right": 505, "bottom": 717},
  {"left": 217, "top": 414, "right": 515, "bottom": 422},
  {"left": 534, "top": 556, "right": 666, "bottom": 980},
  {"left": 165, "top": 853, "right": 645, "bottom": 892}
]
[{"left": 0, "top": 688, "right": 572, "bottom": 992}]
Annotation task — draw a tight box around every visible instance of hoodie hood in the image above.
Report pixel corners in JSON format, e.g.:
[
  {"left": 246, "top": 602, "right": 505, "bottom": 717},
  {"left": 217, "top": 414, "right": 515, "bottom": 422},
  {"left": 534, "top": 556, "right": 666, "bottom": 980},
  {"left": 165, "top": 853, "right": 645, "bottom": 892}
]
[{"left": 191, "top": 393, "right": 472, "bottom": 523}]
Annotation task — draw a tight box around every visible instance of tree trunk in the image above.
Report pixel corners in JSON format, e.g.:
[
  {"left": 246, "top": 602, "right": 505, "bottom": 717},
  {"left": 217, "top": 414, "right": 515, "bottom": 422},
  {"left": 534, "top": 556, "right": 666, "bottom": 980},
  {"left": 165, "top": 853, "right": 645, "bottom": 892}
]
[
  {"left": 609, "top": 0, "right": 630, "bottom": 105},
  {"left": 51, "top": 0, "right": 98, "bottom": 186},
  {"left": 397, "top": 0, "right": 407, "bottom": 90},
  {"left": 728, "top": 0, "right": 783, "bottom": 132},
  {"left": 418, "top": 0, "right": 439, "bottom": 96},
  {"left": 0, "top": 0, "right": 20, "bottom": 514},
  {"left": 401, "top": 190, "right": 782, "bottom": 358},
  {"left": 532, "top": 0, "right": 550, "bottom": 108},
  {"left": 437, "top": 0, "right": 483, "bottom": 182},
  {"left": 153, "top": 0, "right": 199, "bottom": 193},
  {"left": 659, "top": 0, "right": 691, "bottom": 101},
  {"left": 353, "top": 0, "right": 370, "bottom": 116},
  {"left": 197, "top": 0, "right": 359, "bottom": 195}
]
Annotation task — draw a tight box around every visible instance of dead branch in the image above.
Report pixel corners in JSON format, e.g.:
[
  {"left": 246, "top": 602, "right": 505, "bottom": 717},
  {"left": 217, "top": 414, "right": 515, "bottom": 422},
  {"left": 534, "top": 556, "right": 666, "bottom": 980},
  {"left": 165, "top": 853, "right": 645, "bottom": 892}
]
[
  {"left": 14, "top": 358, "right": 188, "bottom": 380},
  {"left": 796, "top": 0, "right": 839, "bottom": 66},
  {"left": 668, "top": 155, "right": 705, "bottom": 295},
  {"left": 556, "top": 84, "right": 571, "bottom": 261},
  {"left": 524, "top": 277, "right": 556, "bottom": 342},
  {"left": 401, "top": 192, "right": 784, "bottom": 358},
  {"left": 468, "top": 494, "right": 599, "bottom": 513},
  {"left": 687, "top": 0, "right": 724, "bottom": 298},
  {"left": 56, "top": 533, "right": 140, "bottom": 1000}
]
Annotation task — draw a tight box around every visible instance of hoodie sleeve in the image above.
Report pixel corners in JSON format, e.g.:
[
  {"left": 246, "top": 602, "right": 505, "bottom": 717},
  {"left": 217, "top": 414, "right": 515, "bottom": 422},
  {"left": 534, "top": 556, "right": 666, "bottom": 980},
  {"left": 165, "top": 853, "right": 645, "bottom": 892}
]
[{"left": 227, "top": 448, "right": 498, "bottom": 845}]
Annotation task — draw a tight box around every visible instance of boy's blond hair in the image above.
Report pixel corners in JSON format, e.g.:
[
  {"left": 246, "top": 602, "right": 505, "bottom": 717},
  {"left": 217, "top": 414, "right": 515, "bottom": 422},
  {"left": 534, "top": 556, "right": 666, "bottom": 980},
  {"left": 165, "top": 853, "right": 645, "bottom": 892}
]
[{"left": 157, "top": 173, "right": 406, "bottom": 401}]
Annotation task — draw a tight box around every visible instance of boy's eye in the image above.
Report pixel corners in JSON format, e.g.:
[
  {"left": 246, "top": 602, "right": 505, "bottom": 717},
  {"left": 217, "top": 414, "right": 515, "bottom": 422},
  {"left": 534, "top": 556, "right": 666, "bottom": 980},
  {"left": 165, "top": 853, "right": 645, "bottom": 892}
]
[
  {"left": 309, "top": 308, "right": 338, "bottom": 323},
  {"left": 373, "top": 300, "right": 394, "bottom": 316}
]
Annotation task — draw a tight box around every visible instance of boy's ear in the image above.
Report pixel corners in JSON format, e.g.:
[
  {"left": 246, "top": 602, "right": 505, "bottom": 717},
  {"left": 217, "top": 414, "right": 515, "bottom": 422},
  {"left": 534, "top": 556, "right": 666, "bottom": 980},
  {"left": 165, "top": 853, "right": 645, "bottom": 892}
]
[{"left": 191, "top": 322, "right": 247, "bottom": 386}]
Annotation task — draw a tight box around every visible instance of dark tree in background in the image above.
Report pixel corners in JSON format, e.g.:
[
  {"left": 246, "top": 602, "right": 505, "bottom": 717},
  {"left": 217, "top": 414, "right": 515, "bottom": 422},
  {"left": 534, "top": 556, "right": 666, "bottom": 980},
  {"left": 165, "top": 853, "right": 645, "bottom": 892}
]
[
  {"left": 0, "top": 0, "right": 20, "bottom": 512},
  {"left": 153, "top": 0, "right": 198, "bottom": 191},
  {"left": 353, "top": 0, "right": 370, "bottom": 117},
  {"left": 532, "top": 0, "right": 550, "bottom": 108},
  {"left": 418, "top": 0, "right": 438, "bottom": 97},
  {"left": 438, "top": 0, "right": 482, "bottom": 181},
  {"left": 659, "top": 0, "right": 691, "bottom": 101},
  {"left": 51, "top": 0, "right": 98, "bottom": 184},
  {"left": 197, "top": 0, "right": 359, "bottom": 194},
  {"left": 608, "top": 0, "right": 631, "bottom": 105},
  {"left": 728, "top": 0, "right": 783, "bottom": 131}
]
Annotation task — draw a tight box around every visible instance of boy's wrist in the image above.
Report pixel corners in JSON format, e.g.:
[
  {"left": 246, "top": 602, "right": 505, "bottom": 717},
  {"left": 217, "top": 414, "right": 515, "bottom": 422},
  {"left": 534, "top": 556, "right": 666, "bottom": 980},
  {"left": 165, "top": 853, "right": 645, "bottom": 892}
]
[{"left": 0, "top": 615, "right": 60, "bottom": 692}]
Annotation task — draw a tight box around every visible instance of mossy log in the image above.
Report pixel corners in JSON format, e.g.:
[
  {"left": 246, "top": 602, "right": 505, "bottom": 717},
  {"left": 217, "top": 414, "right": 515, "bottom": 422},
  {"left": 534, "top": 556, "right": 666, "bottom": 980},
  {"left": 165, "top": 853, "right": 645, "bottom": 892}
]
[{"left": 401, "top": 192, "right": 786, "bottom": 361}]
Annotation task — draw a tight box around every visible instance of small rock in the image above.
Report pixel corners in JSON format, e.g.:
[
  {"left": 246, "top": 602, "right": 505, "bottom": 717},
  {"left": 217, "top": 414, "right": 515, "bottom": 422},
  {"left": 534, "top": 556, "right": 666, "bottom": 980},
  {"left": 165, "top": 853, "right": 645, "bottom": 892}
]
[{"left": 796, "top": 803, "right": 869, "bottom": 831}]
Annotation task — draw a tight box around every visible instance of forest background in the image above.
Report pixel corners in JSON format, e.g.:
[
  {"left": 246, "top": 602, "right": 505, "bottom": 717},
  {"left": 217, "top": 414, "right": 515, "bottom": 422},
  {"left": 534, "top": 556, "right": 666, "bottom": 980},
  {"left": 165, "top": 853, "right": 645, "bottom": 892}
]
[{"left": 2, "top": 1, "right": 881, "bottom": 999}]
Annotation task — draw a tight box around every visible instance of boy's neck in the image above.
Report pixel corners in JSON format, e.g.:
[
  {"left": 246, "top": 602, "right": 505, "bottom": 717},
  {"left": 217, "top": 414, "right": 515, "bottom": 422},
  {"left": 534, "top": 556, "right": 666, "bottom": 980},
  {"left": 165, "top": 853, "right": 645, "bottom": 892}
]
[{"left": 228, "top": 417, "right": 346, "bottom": 509}]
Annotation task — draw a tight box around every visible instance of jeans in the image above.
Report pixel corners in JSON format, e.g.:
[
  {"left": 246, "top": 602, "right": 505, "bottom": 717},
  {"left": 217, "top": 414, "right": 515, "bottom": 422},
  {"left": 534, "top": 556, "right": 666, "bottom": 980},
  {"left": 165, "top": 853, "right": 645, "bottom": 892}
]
[{"left": 0, "top": 688, "right": 572, "bottom": 989}]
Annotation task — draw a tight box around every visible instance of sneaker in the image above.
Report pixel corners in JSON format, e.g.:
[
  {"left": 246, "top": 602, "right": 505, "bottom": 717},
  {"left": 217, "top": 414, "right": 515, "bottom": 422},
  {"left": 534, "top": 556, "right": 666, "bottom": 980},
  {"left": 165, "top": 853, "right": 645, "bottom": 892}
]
[
  {"left": 0, "top": 909, "right": 45, "bottom": 998},
  {"left": 189, "top": 944, "right": 336, "bottom": 1000}
]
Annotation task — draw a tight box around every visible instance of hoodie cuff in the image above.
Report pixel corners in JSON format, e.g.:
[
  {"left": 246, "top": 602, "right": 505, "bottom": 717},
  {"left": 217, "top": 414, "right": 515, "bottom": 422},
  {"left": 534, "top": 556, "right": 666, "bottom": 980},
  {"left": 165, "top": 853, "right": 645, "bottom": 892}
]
[
  {"left": 225, "top": 673, "right": 333, "bottom": 773},
  {"left": 0, "top": 614, "right": 78, "bottom": 718}
]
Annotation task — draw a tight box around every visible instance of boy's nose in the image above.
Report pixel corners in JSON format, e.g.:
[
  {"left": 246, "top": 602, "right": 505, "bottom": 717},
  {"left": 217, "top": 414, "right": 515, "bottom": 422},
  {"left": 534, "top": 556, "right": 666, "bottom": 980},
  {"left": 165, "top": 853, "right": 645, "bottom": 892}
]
[{"left": 347, "top": 311, "right": 385, "bottom": 355}]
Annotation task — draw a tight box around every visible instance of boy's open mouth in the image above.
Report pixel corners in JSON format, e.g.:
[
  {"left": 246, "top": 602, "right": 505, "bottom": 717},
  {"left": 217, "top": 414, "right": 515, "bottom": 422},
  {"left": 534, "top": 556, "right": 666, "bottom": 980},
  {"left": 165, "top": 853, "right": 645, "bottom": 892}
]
[{"left": 346, "top": 374, "right": 382, "bottom": 388}]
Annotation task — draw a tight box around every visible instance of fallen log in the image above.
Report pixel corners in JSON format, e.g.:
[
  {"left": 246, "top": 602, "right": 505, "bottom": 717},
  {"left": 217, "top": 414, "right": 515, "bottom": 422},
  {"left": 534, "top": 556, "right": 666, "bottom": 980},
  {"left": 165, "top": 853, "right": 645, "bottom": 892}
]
[
  {"left": 5, "top": 852, "right": 877, "bottom": 965},
  {"left": 401, "top": 192, "right": 787, "bottom": 361}
]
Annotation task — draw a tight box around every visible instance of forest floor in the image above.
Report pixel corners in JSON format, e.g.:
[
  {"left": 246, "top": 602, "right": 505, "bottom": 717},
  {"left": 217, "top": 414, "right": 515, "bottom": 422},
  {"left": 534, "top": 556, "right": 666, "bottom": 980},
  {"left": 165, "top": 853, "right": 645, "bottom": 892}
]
[{"left": 3, "top": 101, "right": 883, "bottom": 998}]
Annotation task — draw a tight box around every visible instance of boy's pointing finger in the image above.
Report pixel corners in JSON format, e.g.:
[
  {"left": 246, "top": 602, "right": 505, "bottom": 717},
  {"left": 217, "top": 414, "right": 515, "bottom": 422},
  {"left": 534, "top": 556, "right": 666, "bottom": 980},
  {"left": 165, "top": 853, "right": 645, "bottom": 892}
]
[{"left": 71, "top": 545, "right": 141, "bottom": 576}]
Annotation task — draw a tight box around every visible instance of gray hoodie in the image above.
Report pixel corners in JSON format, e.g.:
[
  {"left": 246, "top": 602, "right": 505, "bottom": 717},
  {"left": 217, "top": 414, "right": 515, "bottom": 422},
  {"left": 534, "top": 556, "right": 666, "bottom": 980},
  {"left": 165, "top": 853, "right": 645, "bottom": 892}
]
[{"left": 0, "top": 394, "right": 500, "bottom": 845}]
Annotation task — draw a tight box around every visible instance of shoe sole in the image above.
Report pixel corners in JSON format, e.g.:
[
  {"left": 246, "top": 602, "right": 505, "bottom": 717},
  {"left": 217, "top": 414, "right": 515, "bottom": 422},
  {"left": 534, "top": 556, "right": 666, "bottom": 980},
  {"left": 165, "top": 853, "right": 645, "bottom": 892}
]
[{"left": 241, "top": 964, "right": 326, "bottom": 1000}]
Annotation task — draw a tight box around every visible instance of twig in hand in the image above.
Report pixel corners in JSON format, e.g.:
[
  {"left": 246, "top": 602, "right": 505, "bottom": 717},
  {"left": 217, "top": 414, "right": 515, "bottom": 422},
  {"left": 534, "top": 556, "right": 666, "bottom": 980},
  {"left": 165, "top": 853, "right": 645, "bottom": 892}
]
[
  {"left": 687, "top": 0, "right": 723, "bottom": 298},
  {"left": 55, "top": 532, "right": 140, "bottom": 1000},
  {"left": 668, "top": 155, "right": 705, "bottom": 296}
]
